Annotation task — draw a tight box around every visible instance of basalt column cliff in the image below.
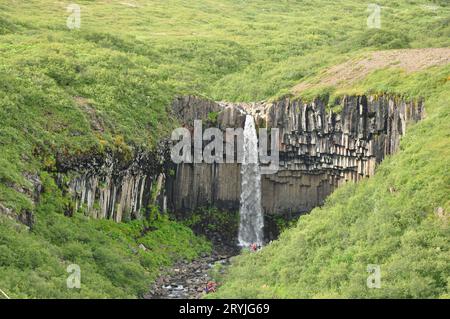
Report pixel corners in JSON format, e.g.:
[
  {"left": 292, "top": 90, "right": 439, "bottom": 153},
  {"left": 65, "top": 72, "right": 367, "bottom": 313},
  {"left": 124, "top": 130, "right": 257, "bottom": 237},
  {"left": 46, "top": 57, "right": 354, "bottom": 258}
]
[{"left": 166, "top": 95, "right": 424, "bottom": 237}]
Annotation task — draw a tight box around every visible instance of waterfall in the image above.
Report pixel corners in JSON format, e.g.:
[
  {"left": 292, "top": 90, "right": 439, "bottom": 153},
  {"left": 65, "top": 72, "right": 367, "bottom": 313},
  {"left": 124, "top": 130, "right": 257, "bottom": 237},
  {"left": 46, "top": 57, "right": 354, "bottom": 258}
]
[{"left": 238, "top": 115, "right": 264, "bottom": 247}]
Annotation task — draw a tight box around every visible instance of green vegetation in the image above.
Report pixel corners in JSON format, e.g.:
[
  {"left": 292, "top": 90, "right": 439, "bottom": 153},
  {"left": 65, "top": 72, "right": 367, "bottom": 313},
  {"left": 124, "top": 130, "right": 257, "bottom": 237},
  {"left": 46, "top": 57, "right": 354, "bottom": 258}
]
[
  {"left": 182, "top": 207, "right": 239, "bottom": 243},
  {"left": 211, "top": 67, "right": 450, "bottom": 298},
  {"left": 1, "top": 0, "right": 449, "bottom": 212},
  {"left": 266, "top": 214, "right": 300, "bottom": 236},
  {"left": 0, "top": 0, "right": 449, "bottom": 298},
  {"left": 207, "top": 111, "right": 220, "bottom": 126},
  {"left": 0, "top": 173, "right": 210, "bottom": 298}
]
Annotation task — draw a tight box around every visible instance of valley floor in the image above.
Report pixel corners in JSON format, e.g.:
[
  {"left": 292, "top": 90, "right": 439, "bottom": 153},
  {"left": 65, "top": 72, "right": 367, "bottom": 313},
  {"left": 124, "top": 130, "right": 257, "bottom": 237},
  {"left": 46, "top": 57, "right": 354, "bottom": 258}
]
[{"left": 145, "top": 250, "right": 233, "bottom": 299}]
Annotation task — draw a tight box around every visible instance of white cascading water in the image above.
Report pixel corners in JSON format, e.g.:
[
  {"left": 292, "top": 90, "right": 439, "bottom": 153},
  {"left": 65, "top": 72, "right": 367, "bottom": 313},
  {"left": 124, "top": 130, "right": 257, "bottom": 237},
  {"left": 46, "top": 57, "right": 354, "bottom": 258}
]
[{"left": 238, "top": 115, "right": 264, "bottom": 247}]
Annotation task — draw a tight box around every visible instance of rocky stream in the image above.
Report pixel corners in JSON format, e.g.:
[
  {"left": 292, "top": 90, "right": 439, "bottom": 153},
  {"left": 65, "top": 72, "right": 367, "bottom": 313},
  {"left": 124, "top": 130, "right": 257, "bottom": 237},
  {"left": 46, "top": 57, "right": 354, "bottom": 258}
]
[{"left": 144, "top": 250, "right": 234, "bottom": 299}]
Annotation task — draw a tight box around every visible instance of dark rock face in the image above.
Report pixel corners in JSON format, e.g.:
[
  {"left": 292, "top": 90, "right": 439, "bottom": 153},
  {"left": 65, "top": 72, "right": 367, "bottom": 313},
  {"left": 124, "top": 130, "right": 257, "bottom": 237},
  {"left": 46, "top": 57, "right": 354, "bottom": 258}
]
[
  {"left": 258, "top": 95, "right": 423, "bottom": 216},
  {"left": 165, "top": 95, "right": 424, "bottom": 238},
  {"left": 56, "top": 145, "right": 170, "bottom": 222},
  {"left": 165, "top": 96, "right": 246, "bottom": 217},
  {"left": 172, "top": 95, "right": 224, "bottom": 125},
  {"left": 17, "top": 210, "right": 35, "bottom": 229},
  {"left": 50, "top": 94, "right": 423, "bottom": 236}
]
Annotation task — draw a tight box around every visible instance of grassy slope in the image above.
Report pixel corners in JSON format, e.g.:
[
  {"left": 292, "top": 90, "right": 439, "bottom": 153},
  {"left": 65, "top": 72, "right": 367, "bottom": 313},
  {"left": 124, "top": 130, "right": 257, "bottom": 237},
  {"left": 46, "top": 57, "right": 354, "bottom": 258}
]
[
  {"left": 1, "top": 0, "right": 449, "bottom": 211},
  {"left": 213, "top": 67, "right": 450, "bottom": 298},
  {"left": 0, "top": 172, "right": 210, "bottom": 298},
  {"left": 0, "top": 0, "right": 449, "bottom": 298},
  {"left": 0, "top": 206, "right": 210, "bottom": 298}
]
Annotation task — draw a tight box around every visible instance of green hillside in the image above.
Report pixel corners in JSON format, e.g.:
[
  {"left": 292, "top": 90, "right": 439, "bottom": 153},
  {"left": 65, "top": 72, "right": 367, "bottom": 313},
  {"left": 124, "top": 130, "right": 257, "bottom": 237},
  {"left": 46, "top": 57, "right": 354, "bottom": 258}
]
[
  {"left": 212, "top": 66, "right": 450, "bottom": 298},
  {"left": 0, "top": 0, "right": 449, "bottom": 298}
]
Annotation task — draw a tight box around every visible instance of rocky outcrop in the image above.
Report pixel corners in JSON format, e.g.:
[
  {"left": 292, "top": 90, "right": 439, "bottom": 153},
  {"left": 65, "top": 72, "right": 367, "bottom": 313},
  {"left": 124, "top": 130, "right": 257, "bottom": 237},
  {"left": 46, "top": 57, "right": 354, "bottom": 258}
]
[
  {"left": 0, "top": 172, "right": 41, "bottom": 228},
  {"left": 251, "top": 95, "right": 424, "bottom": 216},
  {"left": 0, "top": 203, "right": 15, "bottom": 220},
  {"left": 56, "top": 146, "right": 170, "bottom": 222},
  {"left": 48, "top": 94, "right": 424, "bottom": 236},
  {"left": 166, "top": 95, "right": 424, "bottom": 238}
]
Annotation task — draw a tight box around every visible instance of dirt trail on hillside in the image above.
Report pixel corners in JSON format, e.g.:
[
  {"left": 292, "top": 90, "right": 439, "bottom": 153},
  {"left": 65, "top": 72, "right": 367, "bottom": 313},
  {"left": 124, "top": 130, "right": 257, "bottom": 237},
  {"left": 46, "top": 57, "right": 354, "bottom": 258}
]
[{"left": 293, "top": 48, "right": 450, "bottom": 93}]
